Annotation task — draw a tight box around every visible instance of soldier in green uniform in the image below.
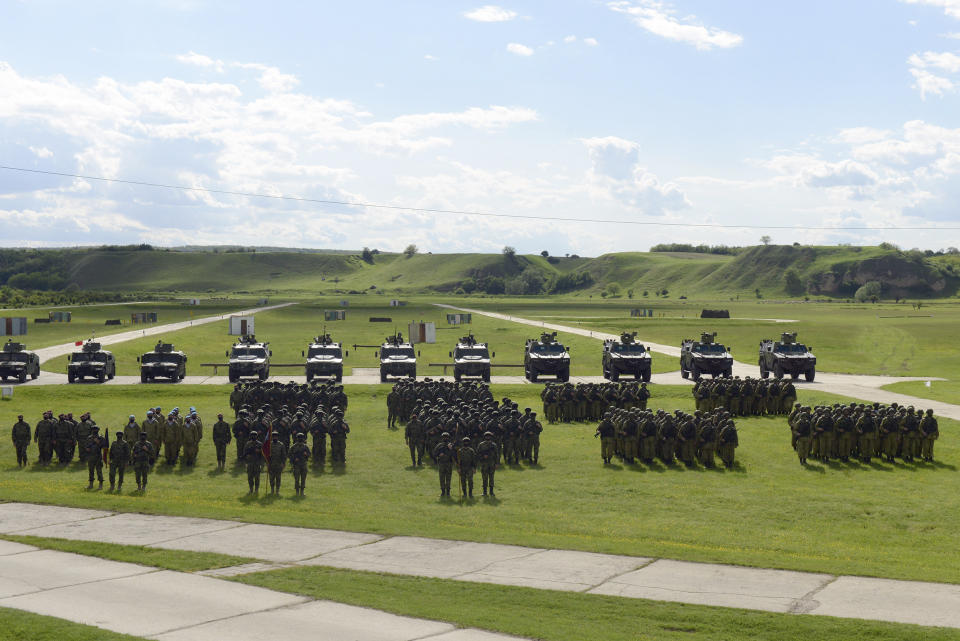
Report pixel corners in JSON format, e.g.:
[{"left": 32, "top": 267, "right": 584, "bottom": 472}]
[
  {"left": 161, "top": 413, "right": 181, "bottom": 465},
  {"left": 718, "top": 421, "right": 738, "bottom": 468},
  {"left": 289, "top": 432, "right": 310, "bottom": 496},
  {"left": 855, "top": 409, "right": 877, "bottom": 463},
  {"left": 792, "top": 408, "right": 812, "bottom": 465},
  {"left": 477, "top": 431, "right": 499, "bottom": 497},
  {"left": 595, "top": 412, "right": 616, "bottom": 464},
  {"left": 210, "top": 413, "right": 230, "bottom": 471},
  {"left": 232, "top": 410, "right": 250, "bottom": 462},
  {"left": 920, "top": 409, "right": 939, "bottom": 461},
  {"left": 456, "top": 436, "right": 477, "bottom": 498},
  {"left": 122, "top": 415, "right": 140, "bottom": 447},
  {"left": 434, "top": 432, "right": 455, "bottom": 497},
  {"left": 54, "top": 414, "right": 75, "bottom": 464},
  {"left": 327, "top": 410, "right": 349, "bottom": 463},
  {"left": 230, "top": 384, "right": 243, "bottom": 417},
  {"left": 697, "top": 420, "right": 717, "bottom": 468},
  {"left": 834, "top": 408, "right": 854, "bottom": 462},
  {"left": 181, "top": 415, "right": 201, "bottom": 466},
  {"left": 523, "top": 412, "right": 543, "bottom": 464},
  {"left": 108, "top": 431, "right": 130, "bottom": 492},
  {"left": 638, "top": 411, "right": 658, "bottom": 464},
  {"left": 266, "top": 432, "right": 287, "bottom": 494},
  {"left": 131, "top": 432, "right": 156, "bottom": 492},
  {"left": 142, "top": 411, "right": 162, "bottom": 458},
  {"left": 12, "top": 415, "right": 30, "bottom": 467},
  {"left": 899, "top": 408, "right": 920, "bottom": 462},
  {"left": 879, "top": 409, "right": 900, "bottom": 462},
  {"left": 387, "top": 388, "right": 400, "bottom": 429},
  {"left": 34, "top": 411, "right": 55, "bottom": 465},
  {"left": 243, "top": 430, "right": 264, "bottom": 493},
  {"left": 405, "top": 411, "right": 425, "bottom": 466},
  {"left": 658, "top": 412, "right": 677, "bottom": 464},
  {"left": 83, "top": 425, "right": 108, "bottom": 489},
  {"left": 309, "top": 409, "right": 327, "bottom": 464}
]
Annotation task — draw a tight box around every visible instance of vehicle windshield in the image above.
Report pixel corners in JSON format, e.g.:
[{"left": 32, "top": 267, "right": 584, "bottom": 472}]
[
  {"left": 382, "top": 346, "right": 415, "bottom": 358},
  {"left": 455, "top": 347, "right": 489, "bottom": 359},
  {"left": 308, "top": 346, "right": 342, "bottom": 358},
  {"left": 695, "top": 344, "right": 726, "bottom": 354},
  {"left": 0, "top": 353, "right": 28, "bottom": 362},
  {"left": 612, "top": 343, "right": 646, "bottom": 354},
  {"left": 231, "top": 347, "right": 267, "bottom": 358},
  {"left": 73, "top": 352, "right": 107, "bottom": 362},
  {"left": 531, "top": 343, "right": 565, "bottom": 354},
  {"left": 775, "top": 344, "right": 808, "bottom": 354},
  {"left": 142, "top": 353, "right": 182, "bottom": 363}
]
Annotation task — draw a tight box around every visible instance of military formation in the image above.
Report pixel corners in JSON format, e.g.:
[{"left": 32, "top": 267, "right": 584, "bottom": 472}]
[
  {"left": 595, "top": 408, "right": 739, "bottom": 468},
  {"left": 388, "top": 380, "right": 543, "bottom": 498},
  {"left": 691, "top": 377, "right": 796, "bottom": 415},
  {"left": 787, "top": 403, "right": 940, "bottom": 465},
  {"left": 540, "top": 381, "right": 650, "bottom": 424}
]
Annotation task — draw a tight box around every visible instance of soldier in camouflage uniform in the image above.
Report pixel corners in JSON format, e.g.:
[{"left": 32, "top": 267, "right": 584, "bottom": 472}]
[
  {"left": 12, "top": 414, "right": 30, "bottom": 467},
  {"left": 243, "top": 430, "right": 264, "bottom": 493},
  {"left": 405, "top": 411, "right": 425, "bottom": 466},
  {"left": 456, "top": 436, "right": 477, "bottom": 498},
  {"left": 131, "top": 432, "right": 155, "bottom": 492},
  {"left": 108, "top": 431, "right": 130, "bottom": 492},
  {"left": 34, "top": 411, "right": 56, "bottom": 464},
  {"left": 289, "top": 432, "right": 310, "bottom": 496},
  {"left": 434, "top": 432, "right": 455, "bottom": 497},
  {"left": 266, "top": 432, "right": 287, "bottom": 494},
  {"left": 54, "top": 414, "right": 75, "bottom": 464},
  {"left": 212, "top": 413, "right": 232, "bottom": 471},
  {"left": 476, "top": 431, "right": 499, "bottom": 497},
  {"left": 83, "top": 425, "right": 108, "bottom": 489},
  {"left": 920, "top": 409, "right": 939, "bottom": 461}
]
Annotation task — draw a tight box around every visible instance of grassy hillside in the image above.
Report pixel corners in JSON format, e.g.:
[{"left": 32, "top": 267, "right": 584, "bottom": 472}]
[{"left": 2, "top": 244, "right": 957, "bottom": 299}]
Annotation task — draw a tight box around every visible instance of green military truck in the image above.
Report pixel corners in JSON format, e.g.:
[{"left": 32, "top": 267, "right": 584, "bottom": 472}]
[
  {"left": 138, "top": 342, "right": 187, "bottom": 383},
  {"left": 0, "top": 340, "right": 40, "bottom": 383},
  {"left": 679, "top": 332, "right": 732, "bottom": 380},
  {"left": 602, "top": 332, "right": 652, "bottom": 382},
  {"left": 758, "top": 332, "right": 816, "bottom": 381},
  {"left": 68, "top": 340, "right": 116, "bottom": 383},
  {"left": 524, "top": 332, "right": 570, "bottom": 383},
  {"left": 451, "top": 333, "right": 492, "bottom": 382},
  {"left": 303, "top": 333, "right": 345, "bottom": 382}
]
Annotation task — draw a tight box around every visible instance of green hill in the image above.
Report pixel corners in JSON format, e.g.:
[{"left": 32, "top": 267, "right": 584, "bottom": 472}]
[{"left": 0, "top": 244, "right": 957, "bottom": 299}]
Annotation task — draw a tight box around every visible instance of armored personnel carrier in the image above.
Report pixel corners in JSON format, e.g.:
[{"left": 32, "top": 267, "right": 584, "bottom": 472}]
[
  {"left": 759, "top": 332, "right": 816, "bottom": 381},
  {"left": 0, "top": 340, "right": 40, "bottom": 383},
  {"left": 138, "top": 341, "right": 187, "bottom": 383},
  {"left": 227, "top": 335, "right": 271, "bottom": 383},
  {"left": 450, "top": 333, "right": 492, "bottom": 382},
  {"left": 378, "top": 332, "right": 417, "bottom": 382},
  {"left": 67, "top": 339, "right": 116, "bottom": 383},
  {"left": 524, "top": 331, "right": 570, "bottom": 382},
  {"left": 303, "top": 333, "right": 345, "bottom": 382},
  {"left": 602, "top": 332, "right": 652, "bottom": 382},
  {"left": 679, "top": 332, "right": 732, "bottom": 380}
]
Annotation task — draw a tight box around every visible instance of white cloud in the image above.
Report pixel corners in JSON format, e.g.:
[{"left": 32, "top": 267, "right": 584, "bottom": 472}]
[
  {"left": 608, "top": 1, "right": 743, "bottom": 50},
  {"left": 833, "top": 127, "right": 894, "bottom": 144},
  {"left": 901, "top": 0, "right": 960, "bottom": 19},
  {"left": 910, "top": 67, "right": 956, "bottom": 98},
  {"left": 564, "top": 35, "right": 577, "bottom": 43},
  {"left": 506, "top": 43, "right": 534, "bottom": 56},
  {"left": 424, "top": 54, "right": 438, "bottom": 61},
  {"left": 464, "top": 5, "right": 517, "bottom": 22},
  {"left": 176, "top": 51, "right": 225, "bottom": 72},
  {"left": 581, "top": 136, "right": 689, "bottom": 213},
  {"left": 944, "top": 31, "right": 960, "bottom": 38},
  {"left": 909, "top": 50, "right": 960, "bottom": 72},
  {"left": 233, "top": 62, "right": 299, "bottom": 92},
  {"left": 583, "top": 37, "right": 599, "bottom": 46},
  {"left": 28, "top": 146, "right": 53, "bottom": 158}
]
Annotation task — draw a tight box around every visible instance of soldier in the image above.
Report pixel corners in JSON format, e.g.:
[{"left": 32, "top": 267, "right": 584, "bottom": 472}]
[
  {"left": 327, "top": 410, "right": 349, "bottom": 463},
  {"left": 405, "top": 411, "right": 425, "bottom": 467},
  {"left": 523, "top": 412, "right": 543, "bottom": 464},
  {"left": 181, "top": 415, "right": 201, "bottom": 466},
  {"left": 855, "top": 409, "right": 877, "bottom": 464},
  {"left": 476, "top": 431, "right": 499, "bottom": 497},
  {"left": 243, "top": 430, "right": 264, "bottom": 493},
  {"left": 658, "top": 412, "right": 677, "bottom": 464},
  {"left": 108, "top": 431, "right": 130, "bottom": 492},
  {"left": 899, "top": 408, "right": 920, "bottom": 462},
  {"left": 34, "top": 411, "right": 55, "bottom": 464},
  {"left": 74, "top": 412, "right": 93, "bottom": 463},
  {"left": 233, "top": 410, "right": 251, "bottom": 462},
  {"left": 387, "top": 387, "right": 400, "bottom": 429},
  {"left": 697, "top": 420, "right": 717, "bottom": 468},
  {"left": 676, "top": 414, "right": 697, "bottom": 466},
  {"left": 309, "top": 410, "right": 327, "bottom": 464},
  {"left": 83, "top": 425, "right": 108, "bottom": 489},
  {"left": 595, "top": 412, "right": 616, "bottom": 464},
  {"left": 289, "top": 432, "right": 310, "bottom": 496},
  {"left": 920, "top": 409, "right": 939, "bottom": 462},
  {"left": 718, "top": 421, "right": 738, "bottom": 468},
  {"left": 835, "top": 408, "right": 854, "bottom": 462},
  {"left": 123, "top": 415, "right": 140, "bottom": 446},
  {"left": 638, "top": 412, "right": 658, "bottom": 464},
  {"left": 456, "top": 436, "right": 477, "bottom": 498},
  {"left": 434, "top": 432, "right": 455, "bottom": 497},
  {"left": 143, "top": 411, "right": 162, "bottom": 458},
  {"left": 212, "top": 413, "right": 232, "bottom": 471},
  {"left": 161, "top": 413, "right": 181, "bottom": 465},
  {"left": 12, "top": 414, "right": 30, "bottom": 467},
  {"left": 230, "top": 383, "right": 243, "bottom": 417},
  {"left": 266, "top": 432, "right": 287, "bottom": 494},
  {"left": 54, "top": 414, "right": 75, "bottom": 464},
  {"left": 792, "top": 408, "right": 812, "bottom": 465},
  {"left": 131, "top": 432, "right": 156, "bottom": 492},
  {"left": 879, "top": 409, "right": 900, "bottom": 462}
]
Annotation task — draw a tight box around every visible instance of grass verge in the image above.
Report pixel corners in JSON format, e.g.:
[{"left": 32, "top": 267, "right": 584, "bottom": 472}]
[{"left": 0, "top": 606, "right": 146, "bottom": 641}]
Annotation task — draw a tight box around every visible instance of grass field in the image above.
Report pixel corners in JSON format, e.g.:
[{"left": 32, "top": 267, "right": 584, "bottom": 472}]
[
  {"left": 41, "top": 299, "right": 677, "bottom": 377},
  {"left": 1, "top": 383, "right": 957, "bottom": 584},
  {"left": 0, "top": 608, "right": 146, "bottom": 641},
  {"left": 882, "top": 380, "right": 960, "bottom": 404},
  {"left": 235, "top": 566, "right": 958, "bottom": 641},
  {"left": 4, "top": 300, "right": 261, "bottom": 350}
]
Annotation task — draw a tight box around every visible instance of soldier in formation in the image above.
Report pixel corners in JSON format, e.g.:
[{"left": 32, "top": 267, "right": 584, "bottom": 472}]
[
  {"left": 788, "top": 403, "right": 939, "bottom": 465},
  {"left": 388, "top": 379, "right": 494, "bottom": 425},
  {"left": 266, "top": 432, "right": 287, "bottom": 494},
  {"left": 596, "top": 408, "right": 738, "bottom": 469},
  {"left": 541, "top": 381, "right": 650, "bottom": 424},
  {"left": 212, "top": 413, "right": 232, "bottom": 471},
  {"left": 11, "top": 414, "right": 30, "bottom": 467},
  {"left": 83, "top": 426, "right": 108, "bottom": 489},
  {"left": 289, "top": 432, "right": 311, "bottom": 496},
  {"left": 131, "top": 432, "right": 156, "bottom": 492},
  {"left": 108, "top": 431, "right": 130, "bottom": 492},
  {"left": 230, "top": 380, "right": 347, "bottom": 418},
  {"left": 691, "top": 377, "right": 796, "bottom": 416}
]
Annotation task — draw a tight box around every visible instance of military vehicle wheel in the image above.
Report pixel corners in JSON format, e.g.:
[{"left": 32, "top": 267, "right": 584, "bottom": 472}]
[
  {"left": 107, "top": 368, "right": 115, "bottom": 380},
  {"left": 482, "top": 370, "right": 491, "bottom": 383},
  {"left": 690, "top": 365, "right": 701, "bottom": 381},
  {"left": 259, "top": 370, "right": 268, "bottom": 381},
  {"left": 680, "top": 369, "right": 688, "bottom": 379},
  {"left": 97, "top": 371, "right": 106, "bottom": 383},
  {"left": 306, "top": 372, "right": 313, "bottom": 382},
  {"left": 30, "top": 371, "right": 38, "bottom": 380},
  {"left": 409, "top": 369, "right": 416, "bottom": 380},
  {"left": 791, "top": 372, "right": 799, "bottom": 380},
  {"left": 228, "top": 371, "right": 237, "bottom": 383},
  {"left": 609, "top": 369, "right": 619, "bottom": 382},
  {"left": 380, "top": 372, "right": 388, "bottom": 383},
  {"left": 335, "top": 371, "right": 343, "bottom": 382},
  {"left": 529, "top": 370, "right": 538, "bottom": 382},
  {"left": 759, "top": 366, "right": 769, "bottom": 379},
  {"left": 67, "top": 372, "right": 75, "bottom": 383},
  {"left": 724, "top": 367, "right": 733, "bottom": 378},
  {"left": 558, "top": 367, "right": 570, "bottom": 382},
  {"left": 18, "top": 370, "right": 27, "bottom": 384},
  {"left": 642, "top": 371, "right": 651, "bottom": 383},
  {"left": 805, "top": 370, "right": 815, "bottom": 382},
  {"left": 454, "top": 370, "right": 462, "bottom": 382},
  {"left": 773, "top": 364, "right": 784, "bottom": 379},
  {"left": 141, "top": 373, "right": 148, "bottom": 383}
]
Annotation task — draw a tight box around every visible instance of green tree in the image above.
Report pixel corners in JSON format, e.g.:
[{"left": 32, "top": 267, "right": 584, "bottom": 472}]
[
  {"left": 784, "top": 269, "right": 804, "bottom": 296},
  {"left": 403, "top": 244, "right": 418, "bottom": 258},
  {"left": 854, "top": 281, "right": 882, "bottom": 303}
]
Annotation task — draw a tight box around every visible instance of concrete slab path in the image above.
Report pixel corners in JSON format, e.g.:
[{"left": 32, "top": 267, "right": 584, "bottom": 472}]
[
  {"left": 1, "top": 502, "right": 958, "bottom": 629},
  {"left": 0, "top": 539, "right": 523, "bottom": 641},
  {"left": 436, "top": 304, "right": 960, "bottom": 420}
]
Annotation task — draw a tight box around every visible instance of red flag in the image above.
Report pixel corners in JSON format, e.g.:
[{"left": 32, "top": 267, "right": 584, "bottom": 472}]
[
  {"left": 261, "top": 420, "right": 272, "bottom": 461},
  {"left": 75, "top": 341, "right": 83, "bottom": 346}
]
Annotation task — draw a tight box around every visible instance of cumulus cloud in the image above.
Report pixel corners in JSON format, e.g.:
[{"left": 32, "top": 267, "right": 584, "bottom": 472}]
[
  {"left": 909, "top": 50, "right": 960, "bottom": 72},
  {"left": 911, "top": 68, "right": 955, "bottom": 98},
  {"left": 233, "top": 62, "right": 299, "bottom": 92},
  {"left": 582, "top": 136, "right": 690, "bottom": 213},
  {"left": 608, "top": 1, "right": 743, "bottom": 50},
  {"left": 584, "top": 37, "right": 599, "bottom": 46},
  {"left": 28, "top": 146, "right": 53, "bottom": 158},
  {"left": 506, "top": 43, "right": 534, "bottom": 56},
  {"left": 901, "top": 0, "right": 960, "bottom": 19},
  {"left": 176, "top": 51, "right": 225, "bottom": 72},
  {"left": 564, "top": 35, "right": 577, "bottom": 43},
  {"left": 464, "top": 5, "right": 517, "bottom": 22}
]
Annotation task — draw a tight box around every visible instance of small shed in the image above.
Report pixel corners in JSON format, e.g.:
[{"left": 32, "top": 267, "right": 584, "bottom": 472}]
[
  {"left": 48, "top": 311, "right": 72, "bottom": 322},
  {"left": 408, "top": 321, "right": 436, "bottom": 344},
  {"left": 229, "top": 316, "right": 255, "bottom": 336},
  {"left": 187, "top": 298, "right": 201, "bottom": 306},
  {"left": 390, "top": 300, "right": 407, "bottom": 307},
  {"left": 0, "top": 318, "right": 27, "bottom": 336},
  {"left": 324, "top": 310, "right": 347, "bottom": 321},
  {"left": 446, "top": 313, "right": 471, "bottom": 325},
  {"left": 631, "top": 309, "right": 654, "bottom": 318}
]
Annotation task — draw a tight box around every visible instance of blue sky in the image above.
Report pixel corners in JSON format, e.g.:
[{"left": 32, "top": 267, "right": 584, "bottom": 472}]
[{"left": 2, "top": 0, "right": 960, "bottom": 254}]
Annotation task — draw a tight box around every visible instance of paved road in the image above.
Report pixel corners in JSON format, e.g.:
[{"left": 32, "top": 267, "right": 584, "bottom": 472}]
[
  {"left": 436, "top": 304, "right": 960, "bottom": 420},
  {"left": 1, "top": 502, "right": 958, "bottom": 629}
]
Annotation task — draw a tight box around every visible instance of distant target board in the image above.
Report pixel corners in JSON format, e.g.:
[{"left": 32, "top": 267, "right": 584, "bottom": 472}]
[
  {"left": 131, "top": 312, "right": 158, "bottom": 324},
  {"left": 48, "top": 311, "right": 72, "bottom": 322},
  {"left": 324, "top": 310, "right": 347, "bottom": 321},
  {"left": 630, "top": 309, "right": 654, "bottom": 318},
  {"left": 446, "top": 313, "right": 472, "bottom": 324}
]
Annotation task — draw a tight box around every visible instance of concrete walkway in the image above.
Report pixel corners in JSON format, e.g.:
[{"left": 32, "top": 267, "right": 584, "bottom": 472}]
[
  {"left": 436, "top": 304, "right": 960, "bottom": 420},
  {"left": 0, "top": 502, "right": 957, "bottom": 629},
  {"left": 0, "top": 536, "right": 520, "bottom": 641}
]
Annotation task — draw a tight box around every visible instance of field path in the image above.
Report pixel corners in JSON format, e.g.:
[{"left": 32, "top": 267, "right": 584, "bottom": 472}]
[
  {"left": 1, "top": 502, "right": 959, "bottom": 630},
  {"left": 436, "top": 304, "right": 960, "bottom": 420}
]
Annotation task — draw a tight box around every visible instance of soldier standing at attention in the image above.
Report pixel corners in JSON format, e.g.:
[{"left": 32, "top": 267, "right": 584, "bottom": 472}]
[
  {"left": 83, "top": 425, "right": 108, "bottom": 490},
  {"left": 433, "top": 432, "right": 455, "bottom": 497},
  {"left": 456, "top": 437, "right": 477, "bottom": 499},
  {"left": 387, "top": 387, "right": 400, "bottom": 429},
  {"left": 233, "top": 410, "right": 251, "bottom": 462},
  {"left": 477, "top": 431, "right": 499, "bottom": 497},
  {"left": 717, "top": 421, "right": 738, "bottom": 468},
  {"left": 328, "top": 409, "right": 349, "bottom": 463},
  {"left": 524, "top": 412, "right": 543, "bottom": 464},
  {"left": 122, "top": 415, "right": 140, "bottom": 447},
  {"left": 181, "top": 415, "right": 200, "bottom": 466},
  {"left": 266, "top": 431, "right": 287, "bottom": 494},
  {"left": 142, "top": 411, "right": 161, "bottom": 457},
  {"left": 243, "top": 431, "right": 265, "bottom": 494},
  {"left": 212, "top": 413, "right": 232, "bottom": 471},
  {"left": 161, "top": 413, "right": 181, "bottom": 465},
  {"left": 288, "top": 432, "right": 310, "bottom": 496},
  {"left": 74, "top": 412, "right": 93, "bottom": 463},
  {"left": 34, "top": 411, "right": 55, "bottom": 465},
  {"left": 792, "top": 408, "right": 812, "bottom": 465},
  {"left": 405, "top": 411, "right": 425, "bottom": 466},
  {"left": 920, "top": 409, "right": 939, "bottom": 462},
  {"left": 131, "top": 432, "right": 156, "bottom": 492},
  {"left": 309, "top": 409, "right": 327, "bottom": 464},
  {"left": 54, "top": 414, "right": 75, "bottom": 464},
  {"left": 855, "top": 409, "right": 877, "bottom": 463},
  {"left": 230, "top": 384, "right": 243, "bottom": 417},
  {"left": 12, "top": 414, "right": 30, "bottom": 467},
  {"left": 595, "top": 412, "right": 616, "bottom": 465},
  {"left": 108, "top": 431, "right": 130, "bottom": 492}
]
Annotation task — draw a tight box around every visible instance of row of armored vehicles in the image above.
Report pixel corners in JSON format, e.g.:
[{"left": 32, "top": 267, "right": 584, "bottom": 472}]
[{"left": 7, "top": 329, "right": 815, "bottom": 385}]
